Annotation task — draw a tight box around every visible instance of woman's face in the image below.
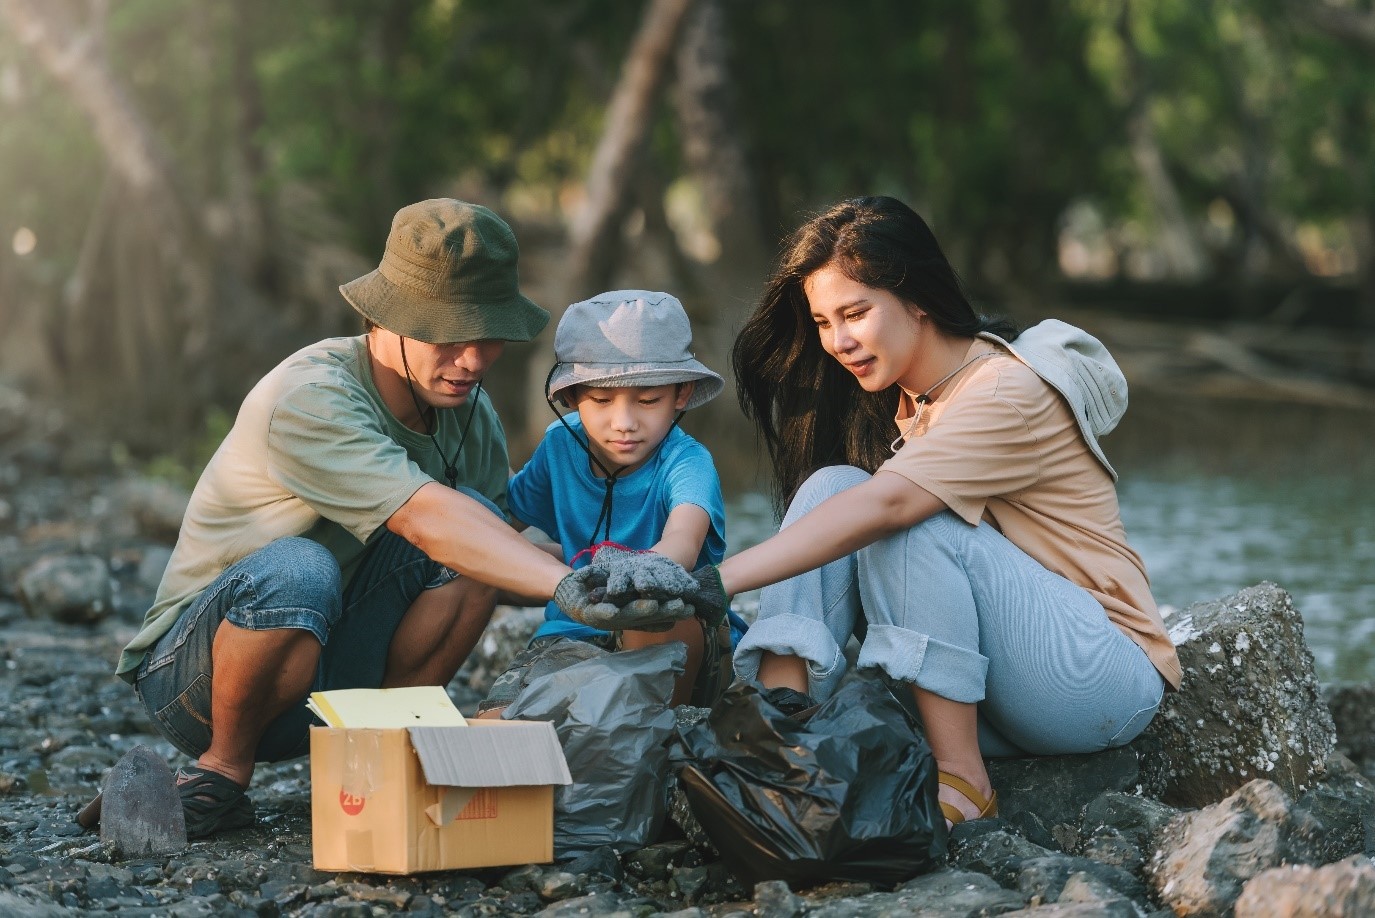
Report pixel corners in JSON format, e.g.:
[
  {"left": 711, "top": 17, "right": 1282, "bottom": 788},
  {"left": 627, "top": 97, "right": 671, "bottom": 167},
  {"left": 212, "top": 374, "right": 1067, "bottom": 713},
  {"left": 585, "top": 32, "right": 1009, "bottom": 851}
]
[{"left": 803, "top": 264, "right": 924, "bottom": 393}]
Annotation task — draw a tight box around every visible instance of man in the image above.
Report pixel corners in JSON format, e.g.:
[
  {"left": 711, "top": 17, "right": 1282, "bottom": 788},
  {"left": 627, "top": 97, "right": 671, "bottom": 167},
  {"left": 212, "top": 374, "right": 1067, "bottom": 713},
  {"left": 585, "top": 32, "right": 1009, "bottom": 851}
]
[{"left": 115, "top": 199, "right": 579, "bottom": 837}]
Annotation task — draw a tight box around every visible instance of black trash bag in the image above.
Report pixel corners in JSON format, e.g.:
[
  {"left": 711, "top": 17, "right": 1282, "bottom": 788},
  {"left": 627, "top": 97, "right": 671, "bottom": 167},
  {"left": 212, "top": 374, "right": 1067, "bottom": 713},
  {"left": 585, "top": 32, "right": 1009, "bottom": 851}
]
[
  {"left": 674, "top": 675, "right": 947, "bottom": 889},
  {"left": 504, "top": 641, "right": 684, "bottom": 858}
]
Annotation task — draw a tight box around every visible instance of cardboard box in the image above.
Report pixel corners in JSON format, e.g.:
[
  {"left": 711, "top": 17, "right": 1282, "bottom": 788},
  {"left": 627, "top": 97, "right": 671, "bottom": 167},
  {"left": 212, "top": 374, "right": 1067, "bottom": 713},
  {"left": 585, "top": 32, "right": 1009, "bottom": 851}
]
[{"left": 310, "top": 720, "right": 572, "bottom": 874}]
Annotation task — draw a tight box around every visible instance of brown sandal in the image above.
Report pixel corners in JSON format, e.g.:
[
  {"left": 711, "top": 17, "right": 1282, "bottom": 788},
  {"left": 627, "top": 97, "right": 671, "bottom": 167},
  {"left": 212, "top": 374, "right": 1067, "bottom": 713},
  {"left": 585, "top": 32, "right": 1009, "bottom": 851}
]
[{"left": 938, "top": 770, "right": 998, "bottom": 826}]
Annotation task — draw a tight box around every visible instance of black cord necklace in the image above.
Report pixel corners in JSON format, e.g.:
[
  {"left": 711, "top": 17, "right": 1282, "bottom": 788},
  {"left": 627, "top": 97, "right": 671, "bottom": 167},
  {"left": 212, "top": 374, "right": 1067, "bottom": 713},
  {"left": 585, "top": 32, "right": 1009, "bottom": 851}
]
[
  {"left": 543, "top": 364, "right": 682, "bottom": 551},
  {"left": 400, "top": 338, "right": 480, "bottom": 489}
]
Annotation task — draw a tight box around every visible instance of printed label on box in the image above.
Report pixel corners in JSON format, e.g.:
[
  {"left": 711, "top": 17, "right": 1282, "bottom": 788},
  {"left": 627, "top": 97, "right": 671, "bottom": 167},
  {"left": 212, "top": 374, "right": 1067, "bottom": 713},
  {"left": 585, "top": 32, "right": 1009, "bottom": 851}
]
[{"left": 456, "top": 787, "right": 498, "bottom": 820}]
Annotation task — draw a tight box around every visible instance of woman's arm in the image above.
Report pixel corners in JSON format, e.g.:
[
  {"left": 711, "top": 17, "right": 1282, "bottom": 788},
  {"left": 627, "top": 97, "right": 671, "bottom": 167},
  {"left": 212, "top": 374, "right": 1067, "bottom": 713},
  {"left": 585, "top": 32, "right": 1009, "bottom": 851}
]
[
  {"left": 651, "top": 503, "right": 711, "bottom": 568},
  {"left": 718, "top": 471, "right": 946, "bottom": 595}
]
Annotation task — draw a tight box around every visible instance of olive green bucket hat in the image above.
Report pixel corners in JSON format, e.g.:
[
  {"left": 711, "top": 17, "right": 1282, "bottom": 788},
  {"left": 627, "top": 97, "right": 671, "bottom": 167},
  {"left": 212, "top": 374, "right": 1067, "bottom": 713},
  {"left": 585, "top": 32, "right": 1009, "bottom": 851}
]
[{"left": 340, "top": 198, "right": 549, "bottom": 343}]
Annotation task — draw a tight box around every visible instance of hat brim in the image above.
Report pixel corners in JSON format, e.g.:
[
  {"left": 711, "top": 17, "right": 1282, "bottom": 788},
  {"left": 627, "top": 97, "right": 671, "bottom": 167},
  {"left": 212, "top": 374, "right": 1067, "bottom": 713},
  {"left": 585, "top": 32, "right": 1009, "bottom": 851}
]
[
  {"left": 340, "top": 268, "right": 549, "bottom": 344},
  {"left": 548, "top": 361, "right": 724, "bottom": 411}
]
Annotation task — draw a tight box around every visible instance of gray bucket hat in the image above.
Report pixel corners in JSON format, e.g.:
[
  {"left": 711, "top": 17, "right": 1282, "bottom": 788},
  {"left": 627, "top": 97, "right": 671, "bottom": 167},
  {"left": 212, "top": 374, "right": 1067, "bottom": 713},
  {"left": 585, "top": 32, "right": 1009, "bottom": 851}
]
[
  {"left": 340, "top": 198, "right": 549, "bottom": 343},
  {"left": 980, "top": 319, "right": 1127, "bottom": 480},
  {"left": 547, "top": 290, "right": 724, "bottom": 410}
]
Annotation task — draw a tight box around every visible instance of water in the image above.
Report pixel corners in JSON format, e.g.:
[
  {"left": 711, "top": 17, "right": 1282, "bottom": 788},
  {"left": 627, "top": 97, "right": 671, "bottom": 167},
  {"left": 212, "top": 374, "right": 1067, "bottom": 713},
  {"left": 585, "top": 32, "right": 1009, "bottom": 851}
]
[{"left": 721, "top": 394, "right": 1375, "bottom": 684}]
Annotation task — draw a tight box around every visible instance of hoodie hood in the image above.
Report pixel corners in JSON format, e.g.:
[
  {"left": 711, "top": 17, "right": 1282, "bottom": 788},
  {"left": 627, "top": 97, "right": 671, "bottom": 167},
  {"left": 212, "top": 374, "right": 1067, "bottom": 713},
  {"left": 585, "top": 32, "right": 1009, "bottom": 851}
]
[{"left": 979, "top": 319, "right": 1127, "bottom": 480}]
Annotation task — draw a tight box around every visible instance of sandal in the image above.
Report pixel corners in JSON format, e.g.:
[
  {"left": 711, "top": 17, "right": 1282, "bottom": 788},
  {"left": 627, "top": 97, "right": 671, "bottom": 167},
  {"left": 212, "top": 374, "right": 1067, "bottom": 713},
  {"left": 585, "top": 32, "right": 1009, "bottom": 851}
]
[
  {"left": 176, "top": 766, "right": 255, "bottom": 839},
  {"left": 938, "top": 770, "right": 998, "bottom": 827}
]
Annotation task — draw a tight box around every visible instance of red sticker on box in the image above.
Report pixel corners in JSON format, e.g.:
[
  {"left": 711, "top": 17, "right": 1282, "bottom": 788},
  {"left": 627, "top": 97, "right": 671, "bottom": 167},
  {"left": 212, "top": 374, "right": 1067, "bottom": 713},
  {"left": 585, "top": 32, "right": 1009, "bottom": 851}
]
[{"left": 339, "top": 789, "right": 366, "bottom": 816}]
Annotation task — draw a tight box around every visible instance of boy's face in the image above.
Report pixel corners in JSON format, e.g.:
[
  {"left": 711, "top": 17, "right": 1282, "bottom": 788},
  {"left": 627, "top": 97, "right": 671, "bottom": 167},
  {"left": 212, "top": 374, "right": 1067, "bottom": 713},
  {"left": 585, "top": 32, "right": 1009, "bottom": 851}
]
[{"left": 569, "top": 383, "right": 694, "bottom": 475}]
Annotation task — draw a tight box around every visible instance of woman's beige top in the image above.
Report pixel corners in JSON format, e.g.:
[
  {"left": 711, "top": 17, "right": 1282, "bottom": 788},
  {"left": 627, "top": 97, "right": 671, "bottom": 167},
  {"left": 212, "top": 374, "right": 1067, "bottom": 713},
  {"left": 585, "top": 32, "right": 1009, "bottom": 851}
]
[{"left": 878, "top": 338, "right": 1182, "bottom": 689}]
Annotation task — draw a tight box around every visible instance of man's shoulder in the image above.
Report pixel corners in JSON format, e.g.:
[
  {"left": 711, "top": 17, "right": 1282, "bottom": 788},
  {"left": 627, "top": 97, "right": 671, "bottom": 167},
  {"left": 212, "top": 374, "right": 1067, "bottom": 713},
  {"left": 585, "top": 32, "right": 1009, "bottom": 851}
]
[{"left": 247, "top": 337, "right": 372, "bottom": 411}]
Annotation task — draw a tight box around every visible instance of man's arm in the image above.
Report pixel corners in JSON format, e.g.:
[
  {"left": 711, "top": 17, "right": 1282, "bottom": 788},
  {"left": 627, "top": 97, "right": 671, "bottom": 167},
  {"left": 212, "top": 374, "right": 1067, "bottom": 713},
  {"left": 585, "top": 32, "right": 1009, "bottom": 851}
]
[{"left": 387, "top": 482, "right": 569, "bottom": 600}]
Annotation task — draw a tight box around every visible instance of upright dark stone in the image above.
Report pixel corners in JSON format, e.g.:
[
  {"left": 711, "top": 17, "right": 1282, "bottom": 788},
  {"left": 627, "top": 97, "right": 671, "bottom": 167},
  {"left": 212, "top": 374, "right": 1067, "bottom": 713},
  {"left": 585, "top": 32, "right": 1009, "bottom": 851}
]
[{"left": 99, "top": 745, "right": 186, "bottom": 856}]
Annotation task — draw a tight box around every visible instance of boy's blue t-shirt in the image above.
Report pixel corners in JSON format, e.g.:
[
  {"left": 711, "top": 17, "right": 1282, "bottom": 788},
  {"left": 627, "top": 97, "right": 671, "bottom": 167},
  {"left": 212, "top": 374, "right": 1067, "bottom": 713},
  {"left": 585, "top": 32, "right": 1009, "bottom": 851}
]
[{"left": 509, "top": 416, "right": 726, "bottom": 641}]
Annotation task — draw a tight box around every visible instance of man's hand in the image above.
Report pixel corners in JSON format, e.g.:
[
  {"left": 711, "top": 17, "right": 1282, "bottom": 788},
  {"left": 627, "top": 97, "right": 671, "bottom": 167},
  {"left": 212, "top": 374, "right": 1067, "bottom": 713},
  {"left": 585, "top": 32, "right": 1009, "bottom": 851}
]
[{"left": 552, "top": 555, "right": 693, "bottom": 632}]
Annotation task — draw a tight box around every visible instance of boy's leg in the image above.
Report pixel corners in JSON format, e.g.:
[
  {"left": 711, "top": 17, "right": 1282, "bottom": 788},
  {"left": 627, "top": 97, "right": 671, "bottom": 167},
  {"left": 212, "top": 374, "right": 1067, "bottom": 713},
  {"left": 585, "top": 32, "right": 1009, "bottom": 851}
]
[{"left": 619, "top": 617, "right": 706, "bottom": 706}]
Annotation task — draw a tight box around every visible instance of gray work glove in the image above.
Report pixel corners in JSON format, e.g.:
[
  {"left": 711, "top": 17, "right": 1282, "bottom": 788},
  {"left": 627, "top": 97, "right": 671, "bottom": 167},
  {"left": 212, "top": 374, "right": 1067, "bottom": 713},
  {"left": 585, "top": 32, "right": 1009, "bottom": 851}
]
[{"left": 552, "top": 549, "right": 695, "bottom": 632}]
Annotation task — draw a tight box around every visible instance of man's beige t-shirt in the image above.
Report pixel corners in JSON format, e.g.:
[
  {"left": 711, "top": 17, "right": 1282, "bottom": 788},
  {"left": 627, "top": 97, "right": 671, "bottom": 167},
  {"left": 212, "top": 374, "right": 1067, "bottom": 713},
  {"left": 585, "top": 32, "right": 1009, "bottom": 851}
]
[
  {"left": 116, "top": 335, "right": 510, "bottom": 682},
  {"left": 878, "top": 339, "right": 1181, "bottom": 689}
]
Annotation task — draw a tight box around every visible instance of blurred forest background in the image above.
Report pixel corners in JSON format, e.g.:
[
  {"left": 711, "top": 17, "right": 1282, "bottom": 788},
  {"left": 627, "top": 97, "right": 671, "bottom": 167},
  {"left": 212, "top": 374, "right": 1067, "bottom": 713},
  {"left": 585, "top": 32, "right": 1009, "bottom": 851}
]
[{"left": 1, "top": 0, "right": 1374, "bottom": 482}]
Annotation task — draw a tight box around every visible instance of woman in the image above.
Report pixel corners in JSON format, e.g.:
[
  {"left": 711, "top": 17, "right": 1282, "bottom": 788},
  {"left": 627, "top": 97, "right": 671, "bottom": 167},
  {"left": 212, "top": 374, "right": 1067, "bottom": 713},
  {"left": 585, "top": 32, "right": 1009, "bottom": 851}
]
[{"left": 708, "top": 196, "right": 1180, "bottom": 828}]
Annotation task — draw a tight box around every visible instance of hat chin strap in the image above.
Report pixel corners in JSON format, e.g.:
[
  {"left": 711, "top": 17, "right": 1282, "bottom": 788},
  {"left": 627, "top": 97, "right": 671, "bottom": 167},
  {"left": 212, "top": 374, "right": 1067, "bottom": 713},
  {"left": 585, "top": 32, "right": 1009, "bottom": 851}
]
[
  {"left": 543, "top": 364, "right": 683, "bottom": 553},
  {"left": 400, "top": 337, "right": 480, "bottom": 490}
]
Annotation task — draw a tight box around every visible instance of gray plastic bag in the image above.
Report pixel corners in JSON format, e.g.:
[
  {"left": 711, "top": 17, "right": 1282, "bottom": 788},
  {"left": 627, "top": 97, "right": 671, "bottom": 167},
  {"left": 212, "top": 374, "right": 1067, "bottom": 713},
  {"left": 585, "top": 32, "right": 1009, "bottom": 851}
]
[{"left": 503, "top": 641, "right": 684, "bottom": 858}]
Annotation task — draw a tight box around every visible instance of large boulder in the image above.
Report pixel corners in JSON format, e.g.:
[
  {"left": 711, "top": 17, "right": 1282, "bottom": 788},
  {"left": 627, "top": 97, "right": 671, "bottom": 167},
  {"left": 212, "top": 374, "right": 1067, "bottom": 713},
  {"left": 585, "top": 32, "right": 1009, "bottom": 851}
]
[
  {"left": 1141, "top": 582, "right": 1335, "bottom": 808},
  {"left": 987, "top": 746, "right": 1145, "bottom": 831}
]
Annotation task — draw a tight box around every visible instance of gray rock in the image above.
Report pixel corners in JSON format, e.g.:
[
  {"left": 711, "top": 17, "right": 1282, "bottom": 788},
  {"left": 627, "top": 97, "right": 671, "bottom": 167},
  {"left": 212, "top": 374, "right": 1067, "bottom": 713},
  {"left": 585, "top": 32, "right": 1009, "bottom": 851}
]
[
  {"left": 115, "top": 479, "right": 190, "bottom": 542},
  {"left": 135, "top": 547, "right": 173, "bottom": 594},
  {"left": 1143, "top": 583, "right": 1335, "bottom": 809},
  {"left": 1286, "top": 754, "right": 1375, "bottom": 864},
  {"left": 1015, "top": 856, "right": 1145, "bottom": 905},
  {"left": 988, "top": 746, "right": 1144, "bottom": 830},
  {"left": 752, "top": 880, "right": 804, "bottom": 918},
  {"left": 1077, "top": 831, "right": 1145, "bottom": 875},
  {"left": 0, "top": 890, "right": 78, "bottom": 916},
  {"left": 1146, "top": 778, "right": 1291, "bottom": 916},
  {"left": 99, "top": 745, "right": 187, "bottom": 857},
  {"left": 533, "top": 891, "right": 631, "bottom": 916},
  {"left": 895, "top": 867, "right": 1027, "bottom": 915},
  {"left": 17, "top": 555, "right": 112, "bottom": 624},
  {"left": 1080, "top": 792, "right": 1180, "bottom": 851},
  {"left": 950, "top": 828, "right": 1059, "bottom": 885},
  {"left": 1234, "top": 855, "right": 1375, "bottom": 917},
  {"left": 537, "top": 870, "right": 586, "bottom": 902}
]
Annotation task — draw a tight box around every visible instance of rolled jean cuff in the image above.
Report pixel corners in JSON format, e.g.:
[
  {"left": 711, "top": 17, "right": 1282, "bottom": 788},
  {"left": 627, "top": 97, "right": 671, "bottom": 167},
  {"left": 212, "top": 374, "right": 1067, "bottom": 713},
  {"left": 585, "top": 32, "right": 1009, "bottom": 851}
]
[
  {"left": 424, "top": 566, "right": 459, "bottom": 591},
  {"left": 224, "top": 604, "right": 331, "bottom": 648},
  {"left": 732, "top": 612, "right": 845, "bottom": 687},
  {"left": 857, "top": 624, "right": 988, "bottom": 704}
]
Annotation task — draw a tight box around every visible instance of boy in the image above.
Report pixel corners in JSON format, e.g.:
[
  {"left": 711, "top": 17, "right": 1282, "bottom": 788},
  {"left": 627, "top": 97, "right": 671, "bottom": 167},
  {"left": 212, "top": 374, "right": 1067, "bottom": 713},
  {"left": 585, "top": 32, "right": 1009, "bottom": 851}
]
[{"left": 479, "top": 290, "right": 728, "bottom": 714}]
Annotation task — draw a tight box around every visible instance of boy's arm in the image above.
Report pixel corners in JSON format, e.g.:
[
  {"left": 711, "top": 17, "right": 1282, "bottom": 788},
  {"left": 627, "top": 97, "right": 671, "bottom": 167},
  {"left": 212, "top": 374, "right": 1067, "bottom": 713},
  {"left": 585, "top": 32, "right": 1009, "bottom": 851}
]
[{"left": 650, "top": 503, "right": 711, "bottom": 568}]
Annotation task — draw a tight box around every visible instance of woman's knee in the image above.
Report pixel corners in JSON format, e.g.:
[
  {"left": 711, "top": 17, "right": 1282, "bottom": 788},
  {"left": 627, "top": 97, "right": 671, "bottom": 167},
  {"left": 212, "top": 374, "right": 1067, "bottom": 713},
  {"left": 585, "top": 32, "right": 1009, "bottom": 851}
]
[{"left": 783, "top": 466, "right": 872, "bottom": 523}]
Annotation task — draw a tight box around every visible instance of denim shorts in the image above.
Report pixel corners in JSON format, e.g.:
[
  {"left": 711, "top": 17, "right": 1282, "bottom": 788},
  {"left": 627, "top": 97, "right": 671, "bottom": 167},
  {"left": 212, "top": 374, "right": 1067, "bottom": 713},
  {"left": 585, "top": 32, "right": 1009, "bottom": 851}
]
[{"left": 133, "top": 487, "right": 501, "bottom": 762}]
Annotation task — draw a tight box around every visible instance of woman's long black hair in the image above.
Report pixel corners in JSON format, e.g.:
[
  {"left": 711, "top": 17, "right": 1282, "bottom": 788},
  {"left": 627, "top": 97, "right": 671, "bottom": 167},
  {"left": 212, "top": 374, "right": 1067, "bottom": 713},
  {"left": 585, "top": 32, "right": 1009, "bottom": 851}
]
[{"left": 731, "top": 196, "right": 1019, "bottom": 516}]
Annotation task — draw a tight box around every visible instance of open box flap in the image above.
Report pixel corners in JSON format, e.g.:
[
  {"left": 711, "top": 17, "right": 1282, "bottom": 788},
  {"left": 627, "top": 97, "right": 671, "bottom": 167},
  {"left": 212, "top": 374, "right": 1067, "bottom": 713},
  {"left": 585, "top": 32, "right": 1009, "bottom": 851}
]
[{"left": 408, "top": 721, "right": 571, "bottom": 788}]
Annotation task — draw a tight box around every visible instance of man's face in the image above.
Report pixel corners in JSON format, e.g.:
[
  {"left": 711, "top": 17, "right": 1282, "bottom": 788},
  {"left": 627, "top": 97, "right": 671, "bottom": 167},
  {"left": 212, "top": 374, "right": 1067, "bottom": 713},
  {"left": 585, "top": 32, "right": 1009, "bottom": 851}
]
[
  {"left": 399, "top": 337, "right": 505, "bottom": 410},
  {"left": 569, "top": 383, "right": 693, "bottom": 474}
]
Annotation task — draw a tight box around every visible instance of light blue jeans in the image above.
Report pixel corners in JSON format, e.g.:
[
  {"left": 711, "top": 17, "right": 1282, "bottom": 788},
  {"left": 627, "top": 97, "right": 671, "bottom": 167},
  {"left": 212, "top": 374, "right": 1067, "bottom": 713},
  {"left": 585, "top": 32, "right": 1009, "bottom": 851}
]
[
  {"left": 733, "top": 466, "right": 1165, "bottom": 757},
  {"left": 135, "top": 488, "right": 499, "bottom": 762}
]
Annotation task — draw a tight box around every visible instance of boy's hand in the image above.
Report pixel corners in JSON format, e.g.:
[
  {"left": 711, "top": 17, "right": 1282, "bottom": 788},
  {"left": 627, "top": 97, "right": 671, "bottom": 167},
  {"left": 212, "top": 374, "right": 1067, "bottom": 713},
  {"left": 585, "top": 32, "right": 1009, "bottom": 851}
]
[
  {"left": 552, "top": 550, "right": 695, "bottom": 632},
  {"left": 594, "top": 547, "right": 697, "bottom": 600}
]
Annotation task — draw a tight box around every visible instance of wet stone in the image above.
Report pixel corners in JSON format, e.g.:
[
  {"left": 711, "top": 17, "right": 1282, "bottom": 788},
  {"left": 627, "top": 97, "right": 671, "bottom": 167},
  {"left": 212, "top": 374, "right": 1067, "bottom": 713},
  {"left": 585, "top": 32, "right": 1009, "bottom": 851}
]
[
  {"left": 625, "top": 841, "right": 692, "bottom": 881},
  {"left": 752, "top": 879, "right": 804, "bottom": 918},
  {"left": 99, "top": 744, "right": 187, "bottom": 856},
  {"left": 561, "top": 845, "right": 623, "bottom": 885}
]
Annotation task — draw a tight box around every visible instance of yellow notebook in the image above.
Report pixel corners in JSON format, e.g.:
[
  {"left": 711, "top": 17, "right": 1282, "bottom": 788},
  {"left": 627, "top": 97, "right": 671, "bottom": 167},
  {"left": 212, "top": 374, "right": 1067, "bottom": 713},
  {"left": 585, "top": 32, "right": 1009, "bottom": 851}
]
[{"left": 306, "top": 686, "right": 467, "bottom": 729}]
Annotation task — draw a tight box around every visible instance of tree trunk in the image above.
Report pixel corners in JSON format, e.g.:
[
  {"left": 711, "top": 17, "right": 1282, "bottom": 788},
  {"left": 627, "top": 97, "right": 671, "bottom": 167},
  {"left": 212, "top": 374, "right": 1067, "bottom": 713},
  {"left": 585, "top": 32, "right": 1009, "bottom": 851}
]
[
  {"left": 671, "top": 0, "right": 771, "bottom": 469},
  {"left": 1117, "top": 3, "right": 1209, "bottom": 281},
  {"left": 523, "top": 0, "right": 698, "bottom": 447},
  {"left": 2, "top": 0, "right": 215, "bottom": 434}
]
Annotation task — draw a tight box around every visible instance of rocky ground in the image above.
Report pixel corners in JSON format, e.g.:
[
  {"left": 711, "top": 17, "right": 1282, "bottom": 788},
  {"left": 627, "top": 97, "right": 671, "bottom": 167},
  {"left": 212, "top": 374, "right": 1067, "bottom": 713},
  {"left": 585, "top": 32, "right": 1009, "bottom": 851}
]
[{"left": 3, "top": 384, "right": 1375, "bottom": 916}]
